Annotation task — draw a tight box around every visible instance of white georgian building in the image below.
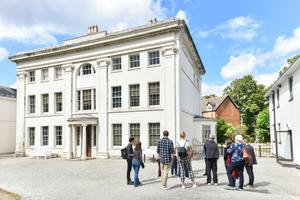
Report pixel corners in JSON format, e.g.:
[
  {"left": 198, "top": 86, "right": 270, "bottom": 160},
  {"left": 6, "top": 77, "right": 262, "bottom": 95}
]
[
  {"left": 0, "top": 86, "right": 16, "bottom": 154},
  {"left": 10, "top": 19, "right": 216, "bottom": 159},
  {"left": 266, "top": 57, "right": 300, "bottom": 166}
]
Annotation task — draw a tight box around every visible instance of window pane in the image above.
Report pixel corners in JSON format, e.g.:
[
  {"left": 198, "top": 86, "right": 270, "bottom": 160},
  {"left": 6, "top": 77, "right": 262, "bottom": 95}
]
[
  {"left": 112, "top": 86, "right": 122, "bottom": 108},
  {"left": 55, "top": 67, "right": 62, "bottom": 79},
  {"left": 77, "top": 126, "right": 81, "bottom": 146},
  {"left": 202, "top": 125, "right": 211, "bottom": 143},
  {"left": 130, "top": 84, "right": 140, "bottom": 107},
  {"left": 149, "top": 82, "right": 160, "bottom": 106},
  {"left": 42, "top": 69, "right": 48, "bottom": 81},
  {"left": 93, "top": 126, "right": 96, "bottom": 146},
  {"left": 113, "top": 124, "right": 122, "bottom": 146},
  {"left": 149, "top": 51, "right": 160, "bottom": 65},
  {"left": 149, "top": 123, "right": 160, "bottom": 146},
  {"left": 29, "top": 127, "right": 35, "bottom": 146},
  {"left": 42, "top": 94, "right": 49, "bottom": 113},
  {"left": 130, "top": 123, "right": 140, "bottom": 142},
  {"left": 82, "top": 64, "right": 92, "bottom": 75},
  {"left": 83, "top": 90, "right": 92, "bottom": 110},
  {"left": 112, "top": 57, "right": 122, "bottom": 70},
  {"left": 55, "top": 93, "right": 62, "bottom": 112},
  {"left": 42, "top": 126, "right": 49, "bottom": 146},
  {"left": 29, "top": 95, "right": 35, "bottom": 114},
  {"left": 29, "top": 71, "right": 35, "bottom": 82},
  {"left": 77, "top": 91, "right": 81, "bottom": 110},
  {"left": 129, "top": 54, "right": 140, "bottom": 68},
  {"left": 55, "top": 126, "right": 62, "bottom": 146}
]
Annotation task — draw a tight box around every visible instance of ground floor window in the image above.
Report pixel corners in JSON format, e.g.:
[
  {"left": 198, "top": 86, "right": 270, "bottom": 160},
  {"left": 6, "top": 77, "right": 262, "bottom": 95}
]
[
  {"left": 130, "top": 123, "right": 140, "bottom": 142},
  {"left": 55, "top": 126, "right": 63, "bottom": 146},
  {"left": 28, "top": 127, "right": 35, "bottom": 146},
  {"left": 41, "top": 126, "right": 49, "bottom": 146},
  {"left": 149, "top": 123, "right": 160, "bottom": 146},
  {"left": 202, "top": 125, "right": 211, "bottom": 143},
  {"left": 112, "top": 124, "right": 122, "bottom": 146}
]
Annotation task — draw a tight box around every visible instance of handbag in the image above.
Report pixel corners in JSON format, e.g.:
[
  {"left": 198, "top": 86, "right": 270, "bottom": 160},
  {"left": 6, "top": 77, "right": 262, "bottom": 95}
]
[
  {"left": 243, "top": 147, "right": 251, "bottom": 163},
  {"left": 141, "top": 161, "right": 145, "bottom": 169}
]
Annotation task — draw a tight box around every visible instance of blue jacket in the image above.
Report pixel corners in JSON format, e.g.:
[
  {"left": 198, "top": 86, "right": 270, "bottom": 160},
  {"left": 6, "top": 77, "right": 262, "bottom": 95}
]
[{"left": 226, "top": 143, "right": 244, "bottom": 162}]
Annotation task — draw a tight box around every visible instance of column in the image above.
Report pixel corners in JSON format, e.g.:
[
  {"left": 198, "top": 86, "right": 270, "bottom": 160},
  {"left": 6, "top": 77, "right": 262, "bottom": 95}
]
[
  {"left": 66, "top": 125, "right": 73, "bottom": 159},
  {"left": 96, "top": 59, "right": 109, "bottom": 158},
  {"left": 63, "top": 64, "right": 73, "bottom": 159},
  {"left": 81, "top": 123, "right": 87, "bottom": 160},
  {"left": 15, "top": 71, "right": 26, "bottom": 157},
  {"left": 72, "top": 125, "right": 77, "bottom": 158}
]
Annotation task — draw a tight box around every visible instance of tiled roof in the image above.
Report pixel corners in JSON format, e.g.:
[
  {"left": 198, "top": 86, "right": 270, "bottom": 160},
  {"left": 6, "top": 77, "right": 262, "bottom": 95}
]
[
  {"left": 201, "top": 96, "right": 227, "bottom": 112},
  {"left": 0, "top": 86, "right": 17, "bottom": 98}
]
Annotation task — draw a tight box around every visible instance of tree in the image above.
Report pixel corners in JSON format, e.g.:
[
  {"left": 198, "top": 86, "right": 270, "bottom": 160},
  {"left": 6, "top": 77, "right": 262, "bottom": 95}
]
[
  {"left": 279, "top": 54, "right": 300, "bottom": 77},
  {"left": 223, "top": 75, "right": 267, "bottom": 135},
  {"left": 202, "top": 94, "right": 217, "bottom": 99},
  {"left": 216, "top": 119, "right": 235, "bottom": 143},
  {"left": 255, "top": 108, "right": 270, "bottom": 142}
]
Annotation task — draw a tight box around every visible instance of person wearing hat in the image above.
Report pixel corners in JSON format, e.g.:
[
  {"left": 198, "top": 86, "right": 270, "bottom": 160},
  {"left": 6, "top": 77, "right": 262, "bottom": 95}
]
[
  {"left": 203, "top": 133, "right": 219, "bottom": 185},
  {"left": 225, "top": 134, "right": 245, "bottom": 191}
]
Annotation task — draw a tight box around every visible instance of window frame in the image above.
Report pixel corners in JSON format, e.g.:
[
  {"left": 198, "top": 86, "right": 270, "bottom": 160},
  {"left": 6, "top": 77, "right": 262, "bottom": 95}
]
[
  {"left": 148, "top": 82, "right": 160, "bottom": 106},
  {"left": 55, "top": 92, "right": 63, "bottom": 112},
  {"left": 276, "top": 88, "right": 280, "bottom": 108},
  {"left": 112, "top": 57, "right": 122, "bottom": 71},
  {"left": 129, "top": 54, "right": 140, "bottom": 69},
  {"left": 129, "top": 123, "right": 140, "bottom": 142},
  {"left": 28, "top": 127, "right": 35, "bottom": 146},
  {"left": 82, "top": 90, "right": 92, "bottom": 110},
  {"left": 148, "top": 50, "right": 160, "bottom": 66},
  {"left": 28, "top": 71, "right": 36, "bottom": 83},
  {"left": 54, "top": 67, "right": 62, "bottom": 80},
  {"left": 289, "top": 76, "right": 294, "bottom": 101},
  {"left": 112, "top": 124, "right": 122, "bottom": 146},
  {"left": 28, "top": 95, "right": 35, "bottom": 114},
  {"left": 129, "top": 84, "right": 140, "bottom": 107},
  {"left": 112, "top": 86, "right": 122, "bottom": 108},
  {"left": 149, "top": 123, "right": 160, "bottom": 147},
  {"left": 41, "top": 69, "right": 49, "bottom": 81},
  {"left": 41, "top": 126, "right": 49, "bottom": 146},
  {"left": 55, "top": 126, "right": 63, "bottom": 146},
  {"left": 202, "top": 125, "right": 211, "bottom": 143},
  {"left": 41, "top": 94, "right": 49, "bottom": 113}
]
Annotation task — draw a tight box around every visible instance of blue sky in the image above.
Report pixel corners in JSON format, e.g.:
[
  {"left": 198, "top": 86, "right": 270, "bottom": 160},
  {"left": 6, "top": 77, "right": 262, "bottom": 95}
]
[{"left": 1, "top": 0, "right": 300, "bottom": 95}]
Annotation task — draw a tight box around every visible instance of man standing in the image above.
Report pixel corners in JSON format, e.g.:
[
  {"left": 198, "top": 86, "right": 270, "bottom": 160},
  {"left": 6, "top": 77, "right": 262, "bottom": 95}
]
[
  {"left": 244, "top": 139, "right": 257, "bottom": 188},
  {"left": 204, "top": 134, "right": 219, "bottom": 185},
  {"left": 126, "top": 137, "right": 135, "bottom": 185},
  {"left": 157, "top": 130, "right": 174, "bottom": 190}
]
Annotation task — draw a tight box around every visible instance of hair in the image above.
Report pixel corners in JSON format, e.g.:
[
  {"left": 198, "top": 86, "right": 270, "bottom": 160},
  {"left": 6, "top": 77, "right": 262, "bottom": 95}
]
[
  {"left": 134, "top": 141, "right": 142, "bottom": 151},
  {"left": 129, "top": 137, "right": 135, "bottom": 143},
  {"left": 163, "top": 130, "right": 169, "bottom": 137},
  {"left": 209, "top": 134, "right": 215, "bottom": 140},
  {"left": 225, "top": 139, "right": 232, "bottom": 146},
  {"left": 180, "top": 131, "right": 186, "bottom": 139},
  {"left": 235, "top": 135, "right": 243, "bottom": 144}
]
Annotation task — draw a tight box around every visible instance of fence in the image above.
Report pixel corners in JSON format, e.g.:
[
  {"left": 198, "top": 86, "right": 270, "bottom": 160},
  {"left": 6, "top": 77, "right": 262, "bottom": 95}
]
[{"left": 191, "top": 139, "right": 272, "bottom": 158}]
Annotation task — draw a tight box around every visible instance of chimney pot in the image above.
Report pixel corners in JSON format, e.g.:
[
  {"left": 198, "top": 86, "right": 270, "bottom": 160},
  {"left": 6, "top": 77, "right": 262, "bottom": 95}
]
[{"left": 88, "top": 25, "right": 99, "bottom": 34}]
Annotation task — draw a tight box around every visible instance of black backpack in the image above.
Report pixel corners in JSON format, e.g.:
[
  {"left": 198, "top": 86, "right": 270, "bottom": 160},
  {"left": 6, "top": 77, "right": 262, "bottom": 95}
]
[
  {"left": 177, "top": 141, "right": 188, "bottom": 158},
  {"left": 121, "top": 147, "right": 128, "bottom": 159}
]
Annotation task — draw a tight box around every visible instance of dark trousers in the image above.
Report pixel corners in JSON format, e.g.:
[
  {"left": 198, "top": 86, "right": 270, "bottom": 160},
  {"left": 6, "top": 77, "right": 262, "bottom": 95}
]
[
  {"left": 206, "top": 158, "right": 218, "bottom": 183},
  {"left": 171, "top": 159, "right": 177, "bottom": 175},
  {"left": 204, "top": 158, "right": 208, "bottom": 175},
  {"left": 228, "top": 160, "right": 244, "bottom": 189},
  {"left": 178, "top": 160, "right": 189, "bottom": 178},
  {"left": 225, "top": 162, "right": 235, "bottom": 185},
  {"left": 157, "top": 159, "right": 161, "bottom": 177},
  {"left": 127, "top": 159, "right": 132, "bottom": 182},
  {"left": 245, "top": 165, "right": 254, "bottom": 185}
]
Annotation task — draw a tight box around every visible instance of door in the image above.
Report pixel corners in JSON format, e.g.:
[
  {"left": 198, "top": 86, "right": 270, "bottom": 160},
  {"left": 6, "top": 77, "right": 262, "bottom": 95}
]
[{"left": 86, "top": 125, "right": 92, "bottom": 157}]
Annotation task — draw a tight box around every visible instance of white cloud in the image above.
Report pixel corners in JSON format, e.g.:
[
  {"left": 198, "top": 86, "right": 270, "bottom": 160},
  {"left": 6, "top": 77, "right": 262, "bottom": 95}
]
[
  {"left": 273, "top": 27, "right": 300, "bottom": 56},
  {"left": 221, "top": 54, "right": 257, "bottom": 79},
  {"left": 202, "top": 82, "right": 228, "bottom": 96},
  {"left": 0, "top": 0, "right": 167, "bottom": 45},
  {"left": 255, "top": 72, "right": 278, "bottom": 86},
  {"left": 0, "top": 47, "right": 9, "bottom": 62},
  {"left": 175, "top": 10, "right": 188, "bottom": 24},
  {"left": 199, "top": 16, "right": 261, "bottom": 41},
  {"left": 9, "top": 82, "right": 17, "bottom": 89}
]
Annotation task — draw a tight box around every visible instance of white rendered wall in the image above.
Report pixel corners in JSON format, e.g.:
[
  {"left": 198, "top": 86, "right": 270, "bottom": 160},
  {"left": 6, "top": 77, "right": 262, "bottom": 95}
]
[{"left": 0, "top": 97, "right": 16, "bottom": 154}]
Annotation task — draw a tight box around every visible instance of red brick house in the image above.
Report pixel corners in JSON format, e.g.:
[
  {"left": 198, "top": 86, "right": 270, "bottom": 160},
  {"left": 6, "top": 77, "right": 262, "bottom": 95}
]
[{"left": 201, "top": 96, "right": 240, "bottom": 126}]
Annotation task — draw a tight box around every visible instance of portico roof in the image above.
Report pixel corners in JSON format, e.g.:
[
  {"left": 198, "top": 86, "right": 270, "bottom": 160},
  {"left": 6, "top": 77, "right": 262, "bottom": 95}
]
[{"left": 67, "top": 117, "right": 98, "bottom": 125}]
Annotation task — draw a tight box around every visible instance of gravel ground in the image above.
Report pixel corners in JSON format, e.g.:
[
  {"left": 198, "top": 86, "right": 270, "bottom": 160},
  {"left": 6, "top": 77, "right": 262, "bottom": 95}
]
[{"left": 0, "top": 157, "right": 299, "bottom": 200}]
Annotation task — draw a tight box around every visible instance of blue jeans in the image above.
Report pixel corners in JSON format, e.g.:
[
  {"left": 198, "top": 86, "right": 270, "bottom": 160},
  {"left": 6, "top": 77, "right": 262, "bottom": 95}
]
[
  {"left": 132, "top": 160, "right": 141, "bottom": 187},
  {"left": 228, "top": 160, "right": 244, "bottom": 189}
]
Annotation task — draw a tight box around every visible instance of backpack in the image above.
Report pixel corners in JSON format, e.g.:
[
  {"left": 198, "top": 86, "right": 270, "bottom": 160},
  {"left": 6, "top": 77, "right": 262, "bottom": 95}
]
[
  {"left": 177, "top": 141, "right": 188, "bottom": 158},
  {"left": 121, "top": 147, "right": 128, "bottom": 159}
]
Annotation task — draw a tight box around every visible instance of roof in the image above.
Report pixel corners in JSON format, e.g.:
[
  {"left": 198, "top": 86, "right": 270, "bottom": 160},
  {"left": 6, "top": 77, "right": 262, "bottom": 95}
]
[
  {"left": 266, "top": 56, "right": 300, "bottom": 97},
  {"left": 9, "top": 19, "right": 205, "bottom": 75},
  {"left": 201, "top": 96, "right": 239, "bottom": 112},
  {"left": 0, "top": 86, "right": 17, "bottom": 98}
]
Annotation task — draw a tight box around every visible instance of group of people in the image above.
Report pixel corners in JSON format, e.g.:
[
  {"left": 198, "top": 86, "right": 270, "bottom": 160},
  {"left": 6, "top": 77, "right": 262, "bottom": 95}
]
[{"left": 125, "top": 130, "right": 257, "bottom": 191}]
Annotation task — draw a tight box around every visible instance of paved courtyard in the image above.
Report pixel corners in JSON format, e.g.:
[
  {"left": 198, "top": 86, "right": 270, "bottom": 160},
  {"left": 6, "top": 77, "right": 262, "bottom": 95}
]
[{"left": 0, "top": 157, "right": 299, "bottom": 200}]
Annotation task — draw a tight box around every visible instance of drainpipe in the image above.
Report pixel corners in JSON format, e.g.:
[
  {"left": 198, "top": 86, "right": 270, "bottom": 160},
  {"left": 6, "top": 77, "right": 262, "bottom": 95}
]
[{"left": 272, "top": 90, "right": 279, "bottom": 163}]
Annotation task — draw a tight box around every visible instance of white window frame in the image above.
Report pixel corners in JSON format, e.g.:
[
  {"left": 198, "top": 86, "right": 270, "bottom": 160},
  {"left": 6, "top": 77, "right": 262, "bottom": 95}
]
[
  {"left": 129, "top": 84, "right": 140, "bottom": 107},
  {"left": 129, "top": 54, "right": 140, "bottom": 68},
  {"left": 41, "top": 69, "right": 49, "bottom": 81},
  {"left": 54, "top": 67, "right": 62, "bottom": 80},
  {"left": 112, "top": 124, "right": 122, "bottom": 146},
  {"left": 148, "top": 50, "right": 160, "bottom": 66},
  {"left": 202, "top": 125, "right": 211, "bottom": 143},
  {"left": 28, "top": 95, "right": 35, "bottom": 114},
  {"left": 28, "top": 127, "right": 35, "bottom": 146},
  {"left": 55, "top": 92, "right": 63, "bottom": 112},
  {"left": 41, "top": 94, "right": 49, "bottom": 113},
  {"left": 55, "top": 126, "right": 63, "bottom": 146},
  {"left": 148, "top": 82, "right": 160, "bottom": 106},
  {"left": 77, "top": 89, "right": 96, "bottom": 111},
  {"left": 112, "top": 57, "right": 122, "bottom": 71},
  {"left": 129, "top": 123, "right": 140, "bottom": 142},
  {"left": 41, "top": 126, "right": 49, "bottom": 146},
  {"left": 28, "top": 71, "right": 36, "bottom": 83},
  {"left": 149, "top": 123, "right": 160, "bottom": 147},
  {"left": 112, "top": 86, "right": 122, "bottom": 108}
]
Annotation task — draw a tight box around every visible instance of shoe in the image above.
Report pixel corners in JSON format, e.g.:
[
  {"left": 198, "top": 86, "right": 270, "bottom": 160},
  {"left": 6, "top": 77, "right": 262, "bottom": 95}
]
[
  {"left": 214, "top": 183, "right": 218, "bottom": 186},
  {"left": 160, "top": 186, "right": 169, "bottom": 190},
  {"left": 203, "top": 173, "right": 207, "bottom": 176},
  {"left": 181, "top": 185, "right": 186, "bottom": 189},
  {"left": 127, "top": 180, "right": 134, "bottom": 185},
  {"left": 225, "top": 186, "right": 235, "bottom": 190},
  {"left": 245, "top": 184, "right": 254, "bottom": 188},
  {"left": 207, "top": 183, "right": 211, "bottom": 186},
  {"left": 192, "top": 183, "right": 198, "bottom": 188},
  {"left": 236, "top": 188, "right": 243, "bottom": 191}
]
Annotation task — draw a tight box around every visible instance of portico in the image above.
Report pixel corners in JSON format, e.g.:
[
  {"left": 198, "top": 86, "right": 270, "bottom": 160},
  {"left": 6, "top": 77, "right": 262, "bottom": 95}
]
[{"left": 67, "top": 117, "right": 98, "bottom": 160}]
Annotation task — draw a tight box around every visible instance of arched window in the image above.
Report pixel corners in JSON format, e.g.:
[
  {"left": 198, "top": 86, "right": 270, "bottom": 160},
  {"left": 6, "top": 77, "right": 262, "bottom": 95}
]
[{"left": 77, "top": 63, "right": 96, "bottom": 76}]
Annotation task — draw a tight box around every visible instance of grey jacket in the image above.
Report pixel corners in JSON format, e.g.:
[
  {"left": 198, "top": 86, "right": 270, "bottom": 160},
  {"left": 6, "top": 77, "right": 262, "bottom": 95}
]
[
  {"left": 245, "top": 144, "right": 257, "bottom": 166},
  {"left": 204, "top": 140, "right": 219, "bottom": 159}
]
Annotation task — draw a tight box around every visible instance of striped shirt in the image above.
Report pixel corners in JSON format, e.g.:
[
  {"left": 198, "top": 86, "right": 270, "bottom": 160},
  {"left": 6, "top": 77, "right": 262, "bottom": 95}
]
[{"left": 157, "top": 137, "right": 174, "bottom": 164}]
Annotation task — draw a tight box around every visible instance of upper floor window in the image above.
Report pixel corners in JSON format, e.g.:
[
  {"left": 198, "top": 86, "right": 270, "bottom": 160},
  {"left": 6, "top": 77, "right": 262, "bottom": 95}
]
[
  {"left": 77, "top": 63, "right": 95, "bottom": 76},
  {"left": 41, "top": 69, "right": 49, "bottom": 81},
  {"left": 149, "top": 82, "right": 160, "bottom": 106},
  {"left": 28, "top": 71, "right": 35, "bottom": 82},
  {"left": 129, "top": 54, "right": 140, "bottom": 68},
  {"left": 55, "top": 92, "right": 63, "bottom": 112},
  {"left": 129, "top": 84, "right": 140, "bottom": 107},
  {"left": 148, "top": 51, "right": 160, "bottom": 65},
  {"left": 42, "top": 94, "right": 49, "bottom": 113},
  {"left": 55, "top": 67, "right": 62, "bottom": 79},
  {"left": 112, "top": 86, "right": 122, "bottom": 108},
  {"left": 28, "top": 95, "right": 35, "bottom": 114},
  {"left": 112, "top": 57, "right": 122, "bottom": 71},
  {"left": 289, "top": 77, "right": 293, "bottom": 101},
  {"left": 77, "top": 89, "right": 96, "bottom": 111},
  {"left": 276, "top": 88, "right": 280, "bottom": 108}
]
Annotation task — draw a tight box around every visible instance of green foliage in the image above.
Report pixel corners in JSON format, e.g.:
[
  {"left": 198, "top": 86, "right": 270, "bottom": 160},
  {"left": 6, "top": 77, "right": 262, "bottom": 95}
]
[
  {"left": 279, "top": 54, "right": 300, "bottom": 77},
  {"left": 255, "top": 108, "right": 270, "bottom": 142},
  {"left": 202, "top": 94, "right": 217, "bottom": 99},
  {"left": 223, "top": 75, "right": 267, "bottom": 134},
  {"left": 216, "top": 119, "right": 235, "bottom": 143}
]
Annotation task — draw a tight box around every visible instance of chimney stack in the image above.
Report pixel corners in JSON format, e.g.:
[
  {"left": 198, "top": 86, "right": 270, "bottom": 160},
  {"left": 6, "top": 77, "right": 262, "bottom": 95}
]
[{"left": 88, "top": 25, "right": 99, "bottom": 34}]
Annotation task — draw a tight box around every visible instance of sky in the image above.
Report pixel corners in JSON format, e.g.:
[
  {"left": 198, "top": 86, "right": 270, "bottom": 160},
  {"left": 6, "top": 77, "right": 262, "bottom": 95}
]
[{"left": 1, "top": 0, "right": 300, "bottom": 95}]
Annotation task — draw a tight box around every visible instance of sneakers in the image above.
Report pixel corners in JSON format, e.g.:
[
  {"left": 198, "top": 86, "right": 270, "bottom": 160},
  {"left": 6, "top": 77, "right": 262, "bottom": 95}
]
[
  {"left": 127, "top": 180, "right": 134, "bottom": 185},
  {"left": 181, "top": 185, "right": 186, "bottom": 189},
  {"left": 225, "top": 186, "right": 235, "bottom": 190},
  {"left": 236, "top": 188, "right": 243, "bottom": 191},
  {"left": 214, "top": 183, "right": 218, "bottom": 186},
  {"left": 207, "top": 183, "right": 211, "bottom": 186},
  {"left": 160, "top": 186, "right": 169, "bottom": 190},
  {"left": 192, "top": 183, "right": 198, "bottom": 188}
]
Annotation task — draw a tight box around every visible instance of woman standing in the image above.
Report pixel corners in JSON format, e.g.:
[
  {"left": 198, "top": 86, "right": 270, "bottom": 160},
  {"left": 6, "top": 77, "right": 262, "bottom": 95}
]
[
  {"left": 177, "top": 131, "right": 197, "bottom": 189},
  {"left": 132, "top": 142, "right": 143, "bottom": 187}
]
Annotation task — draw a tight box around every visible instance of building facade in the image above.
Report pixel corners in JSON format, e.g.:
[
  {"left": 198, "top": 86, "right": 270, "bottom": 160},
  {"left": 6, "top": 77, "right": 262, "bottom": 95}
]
[
  {"left": 0, "top": 86, "right": 16, "bottom": 154},
  {"left": 10, "top": 19, "right": 215, "bottom": 159},
  {"left": 266, "top": 57, "right": 300, "bottom": 166},
  {"left": 201, "top": 96, "right": 240, "bottom": 126}
]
